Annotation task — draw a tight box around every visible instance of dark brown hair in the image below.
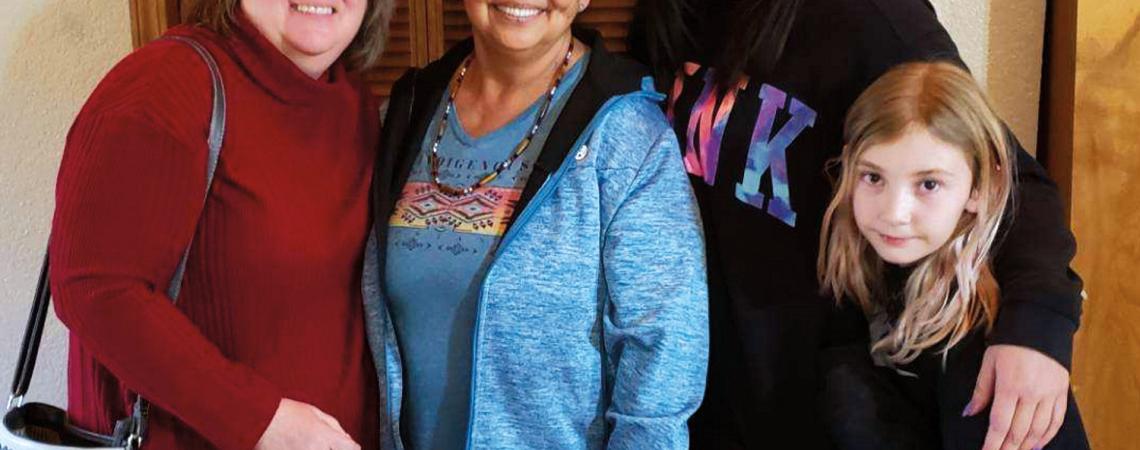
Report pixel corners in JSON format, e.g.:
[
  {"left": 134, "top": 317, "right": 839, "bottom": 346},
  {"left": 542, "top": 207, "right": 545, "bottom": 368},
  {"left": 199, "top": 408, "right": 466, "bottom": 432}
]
[
  {"left": 627, "top": 0, "right": 699, "bottom": 82},
  {"left": 186, "top": 0, "right": 395, "bottom": 72},
  {"left": 715, "top": 0, "right": 803, "bottom": 86},
  {"left": 628, "top": 0, "right": 802, "bottom": 88}
]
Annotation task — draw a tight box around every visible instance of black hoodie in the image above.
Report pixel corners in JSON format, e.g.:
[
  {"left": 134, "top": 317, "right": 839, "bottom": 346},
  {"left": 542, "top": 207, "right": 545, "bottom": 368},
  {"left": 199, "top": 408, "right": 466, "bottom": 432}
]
[{"left": 637, "top": 0, "right": 1084, "bottom": 448}]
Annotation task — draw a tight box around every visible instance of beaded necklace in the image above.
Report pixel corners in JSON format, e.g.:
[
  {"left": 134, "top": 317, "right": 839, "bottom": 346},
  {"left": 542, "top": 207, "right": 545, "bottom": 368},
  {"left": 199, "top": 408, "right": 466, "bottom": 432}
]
[{"left": 429, "top": 40, "right": 575, "bottom": 197}]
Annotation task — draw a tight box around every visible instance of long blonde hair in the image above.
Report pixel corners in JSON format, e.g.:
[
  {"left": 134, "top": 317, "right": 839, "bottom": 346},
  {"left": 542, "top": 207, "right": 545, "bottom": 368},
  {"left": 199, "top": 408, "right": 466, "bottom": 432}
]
[{"left": 819, "top": 61, "right": 1014, "bottom": 365}]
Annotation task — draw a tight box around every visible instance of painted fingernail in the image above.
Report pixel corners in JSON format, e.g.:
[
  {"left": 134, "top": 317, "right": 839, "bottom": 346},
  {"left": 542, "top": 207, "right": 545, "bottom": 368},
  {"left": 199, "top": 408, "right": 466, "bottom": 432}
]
[{"left": 961, "top": 401, "right": 974, "bottom": 417}]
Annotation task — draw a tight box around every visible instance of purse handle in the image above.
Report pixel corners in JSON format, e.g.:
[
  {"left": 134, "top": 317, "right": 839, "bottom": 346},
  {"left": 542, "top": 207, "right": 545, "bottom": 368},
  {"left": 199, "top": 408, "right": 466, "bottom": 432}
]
[{"left": 7, "top": 35, "right": 227, "bottom": 449}]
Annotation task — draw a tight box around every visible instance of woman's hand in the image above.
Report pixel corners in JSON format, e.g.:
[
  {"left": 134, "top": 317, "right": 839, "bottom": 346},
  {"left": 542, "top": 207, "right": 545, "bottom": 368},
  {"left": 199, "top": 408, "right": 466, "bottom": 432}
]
[
  {"left": 965, "top": 345, "right": 1070, "bottom": 450},
  {"left": 254, "top": 398, "right": 361, "bottom": 450}
]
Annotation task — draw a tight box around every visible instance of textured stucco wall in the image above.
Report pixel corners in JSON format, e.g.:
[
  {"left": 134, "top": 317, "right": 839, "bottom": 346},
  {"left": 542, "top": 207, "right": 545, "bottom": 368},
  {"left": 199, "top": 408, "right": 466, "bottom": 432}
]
[
  {"left": 933, "top": 0, "right": 991, "bottom": 85},
  {"left": 986, "top": 0, "right": 1046, "bottom": 154},
  {"left": 933, "top": 0, "right": 1046, "bottom": 153},
  {"left": 0, "top": 0, "right": 132, "bottom": 406}
]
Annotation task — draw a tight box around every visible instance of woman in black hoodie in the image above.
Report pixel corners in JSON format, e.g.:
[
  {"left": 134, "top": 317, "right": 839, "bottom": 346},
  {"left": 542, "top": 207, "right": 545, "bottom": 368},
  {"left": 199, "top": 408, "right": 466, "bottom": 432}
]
[{"left": 629, "top": 1, "right": 1087, "bottom": 449}]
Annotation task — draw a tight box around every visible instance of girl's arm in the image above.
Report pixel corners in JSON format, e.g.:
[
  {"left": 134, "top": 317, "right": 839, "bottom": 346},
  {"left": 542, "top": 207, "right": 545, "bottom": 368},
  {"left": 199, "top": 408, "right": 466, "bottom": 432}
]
[
  {"left": 987, "top": 139, "right": 1082, "bottom": 368},
  {"left": 964, "top": 132, "right": 1080, "bottom": 450}
]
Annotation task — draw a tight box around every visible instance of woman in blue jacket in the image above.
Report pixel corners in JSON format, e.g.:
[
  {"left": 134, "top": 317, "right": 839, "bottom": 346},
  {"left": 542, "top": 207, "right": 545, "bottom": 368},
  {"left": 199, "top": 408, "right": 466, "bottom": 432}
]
[{"left": 362, "top": 0, "right": 708, "bottom": 448}]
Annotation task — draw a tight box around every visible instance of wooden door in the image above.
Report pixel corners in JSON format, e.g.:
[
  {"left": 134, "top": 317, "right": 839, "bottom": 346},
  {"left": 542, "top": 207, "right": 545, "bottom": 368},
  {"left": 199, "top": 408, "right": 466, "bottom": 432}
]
[
  {"left": 130, "top": 0, "right": 638, "bottom": 101},
  {"left": 1068, "top": 1, "right": 1140, "bottom": 448},
  {"left": 1041, "top": 0, "right": 1140, "bottom": 448}
]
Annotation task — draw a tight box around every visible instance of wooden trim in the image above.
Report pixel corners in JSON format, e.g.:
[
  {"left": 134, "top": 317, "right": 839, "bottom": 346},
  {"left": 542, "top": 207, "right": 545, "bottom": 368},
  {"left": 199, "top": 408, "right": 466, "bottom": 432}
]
[
  {"left": 425, "top": 0, "right": 445, "bottom": 63},
  {"left": 413, "top": 0, "right": 435, "bottom": 66},
  {"left": 1038, "top": 0, "right": 1077, "bottom": 221},
  {"left": 129, "top": 0, "right": 181, "bottom": 49}
]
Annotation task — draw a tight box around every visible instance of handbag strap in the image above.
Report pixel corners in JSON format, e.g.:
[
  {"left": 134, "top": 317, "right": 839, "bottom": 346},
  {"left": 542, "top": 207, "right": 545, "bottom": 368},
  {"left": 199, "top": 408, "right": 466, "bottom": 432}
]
[
  {"left": 7, "top": 252, "right": 51, "bottom": 409},
  {"left": 160, "top": 35, "right": 227, "bottom": 303},
  {"left": 6, "top": 35, "right": 227, "bottom": 449}
]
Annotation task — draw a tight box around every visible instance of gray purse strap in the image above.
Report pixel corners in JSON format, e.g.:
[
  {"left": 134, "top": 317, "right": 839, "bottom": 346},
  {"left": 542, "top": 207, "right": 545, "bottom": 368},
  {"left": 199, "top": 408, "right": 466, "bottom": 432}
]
[
  {"left": 163, "top": 35, "right": 227, "bottom": 302},
  {"left": 123, "top": 35, "right": 227, "bottom": 449}
]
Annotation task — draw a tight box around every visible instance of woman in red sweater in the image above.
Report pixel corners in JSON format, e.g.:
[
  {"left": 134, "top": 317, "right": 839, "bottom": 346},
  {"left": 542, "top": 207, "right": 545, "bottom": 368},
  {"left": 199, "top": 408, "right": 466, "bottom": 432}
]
[{"left": 49, "top": 1, "right": 392, "bottom": 448}]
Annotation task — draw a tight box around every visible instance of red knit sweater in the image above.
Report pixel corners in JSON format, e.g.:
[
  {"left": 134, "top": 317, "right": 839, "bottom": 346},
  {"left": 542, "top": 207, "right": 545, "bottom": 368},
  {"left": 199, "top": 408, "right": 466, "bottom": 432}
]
[{"left": 49, "top": 16, "right": 379, "bottom": 450}]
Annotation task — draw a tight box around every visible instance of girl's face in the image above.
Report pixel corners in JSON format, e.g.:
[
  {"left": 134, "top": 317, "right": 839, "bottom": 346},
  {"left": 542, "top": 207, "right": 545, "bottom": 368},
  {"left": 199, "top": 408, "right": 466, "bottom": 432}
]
[
  {"left": 464, "top": 0, "right": 585, "bottom": 54},
  {"left": 241, "top": 0, "right": 366, "bottom": 71},
  {"left": 852, "top": 127, "right": 979, "bottom": 266}
]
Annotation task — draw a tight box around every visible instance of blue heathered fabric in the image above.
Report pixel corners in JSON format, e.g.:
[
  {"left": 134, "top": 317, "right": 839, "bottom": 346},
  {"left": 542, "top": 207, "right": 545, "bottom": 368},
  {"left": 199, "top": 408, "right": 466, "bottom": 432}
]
[{"left": 363, "top": 77, "right": 709, "bottom": 450}]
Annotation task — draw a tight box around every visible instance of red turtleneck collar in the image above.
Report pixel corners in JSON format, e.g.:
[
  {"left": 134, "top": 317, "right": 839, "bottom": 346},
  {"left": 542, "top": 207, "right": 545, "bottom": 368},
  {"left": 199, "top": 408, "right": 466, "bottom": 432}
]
[{"left": 170, "top": 10, "right": 358, "bottom": 106}]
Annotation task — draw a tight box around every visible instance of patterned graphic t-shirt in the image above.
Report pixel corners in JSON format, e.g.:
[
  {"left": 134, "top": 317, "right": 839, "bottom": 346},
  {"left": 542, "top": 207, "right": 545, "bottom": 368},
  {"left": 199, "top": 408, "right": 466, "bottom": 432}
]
[{"left": 385, "top": 55, "right": 587, "bottom": 450}]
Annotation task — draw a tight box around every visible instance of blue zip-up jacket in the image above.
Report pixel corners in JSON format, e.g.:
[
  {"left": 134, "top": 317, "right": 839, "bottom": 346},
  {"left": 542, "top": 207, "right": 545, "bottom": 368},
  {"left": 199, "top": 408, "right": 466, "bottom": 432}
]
[{"left": 363, "top": 28, "right": 709, "bottom": 449}]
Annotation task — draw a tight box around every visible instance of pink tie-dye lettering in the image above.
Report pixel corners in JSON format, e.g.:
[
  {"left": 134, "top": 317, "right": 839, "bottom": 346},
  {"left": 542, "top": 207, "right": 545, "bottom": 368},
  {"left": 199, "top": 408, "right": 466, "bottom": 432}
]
[
  {"left": 665, "top": 63, "right": 700, "bottom": 122},
  {"left": 669, "top": 64, "right": 817, "bottom": 228},
  {"left": 683, "top": 71, "right": 745, "bottom": 185}
]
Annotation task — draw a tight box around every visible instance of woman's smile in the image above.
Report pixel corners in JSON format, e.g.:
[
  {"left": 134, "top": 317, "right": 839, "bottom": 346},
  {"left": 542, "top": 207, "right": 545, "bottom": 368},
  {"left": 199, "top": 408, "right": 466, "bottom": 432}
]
[
  {"left": 289, "top": 3, "right": 336, "bottom": 15},
  {"left": 492, "top": 3, "right": 546, "bottom": 23}
]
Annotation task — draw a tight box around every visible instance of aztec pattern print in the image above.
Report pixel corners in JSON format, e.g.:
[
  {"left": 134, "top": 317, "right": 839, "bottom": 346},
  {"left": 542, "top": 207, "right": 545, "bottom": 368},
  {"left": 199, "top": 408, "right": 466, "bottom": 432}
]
[{"left": 389, "top": 182, "right": 521, "bottom": 237}]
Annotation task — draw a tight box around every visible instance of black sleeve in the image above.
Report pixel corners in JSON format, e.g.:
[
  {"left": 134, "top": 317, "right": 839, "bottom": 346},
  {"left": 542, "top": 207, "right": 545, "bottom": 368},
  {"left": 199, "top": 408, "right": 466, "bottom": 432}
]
[
  {"left": 858, "top": 0, "right": 962, "bottom": 86},
  {"left": 373, "top": 67, "right": 419, "bottom": 215},
  {"left": 861, "top": 0, "right": 1084, "bottom": 369},
  {"left": 987, "top": 132, "right": 1083, "bottom": 370}
]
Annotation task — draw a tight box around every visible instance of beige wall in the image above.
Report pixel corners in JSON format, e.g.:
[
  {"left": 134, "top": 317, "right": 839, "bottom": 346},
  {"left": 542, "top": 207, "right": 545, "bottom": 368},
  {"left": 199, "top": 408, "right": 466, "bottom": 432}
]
[
  {"left": 933, "top": 0, "right": 1047, "bottom": 154},
  {"left": 0, "top": 0, "right": 132, "bottom": 406},
  {"left": 0, "top": 0, "right": 1048, "bottom": 409}
]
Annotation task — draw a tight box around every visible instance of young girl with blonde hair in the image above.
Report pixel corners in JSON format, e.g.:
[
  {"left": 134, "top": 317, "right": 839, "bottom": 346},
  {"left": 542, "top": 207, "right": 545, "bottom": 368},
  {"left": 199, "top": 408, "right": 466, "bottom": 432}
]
[{"left": 818, "top": 61, "right": 1089, "bottom": 450}]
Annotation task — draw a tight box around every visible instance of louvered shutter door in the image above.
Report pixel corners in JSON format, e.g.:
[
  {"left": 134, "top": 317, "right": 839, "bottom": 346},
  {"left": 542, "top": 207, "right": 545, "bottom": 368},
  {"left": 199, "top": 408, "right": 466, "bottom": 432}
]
[
  {"left": 364, "top": 0, "right": 419, "bottom": 99},
  {"left": 577, "top": 0, "right": 636, "bottom": 52},
  {"left": 440, "top": 0, "right": 469, "bottom": 54}
]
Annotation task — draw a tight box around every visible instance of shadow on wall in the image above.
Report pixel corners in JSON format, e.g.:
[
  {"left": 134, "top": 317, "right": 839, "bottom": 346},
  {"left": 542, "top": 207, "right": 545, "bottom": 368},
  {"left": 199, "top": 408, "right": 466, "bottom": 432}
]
[
  {"left": 0, "top": 0, "right": 131, "bottom": 407},
  {"left": 1071, "top": 12, "right": 1140, "bottom": 450}
]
